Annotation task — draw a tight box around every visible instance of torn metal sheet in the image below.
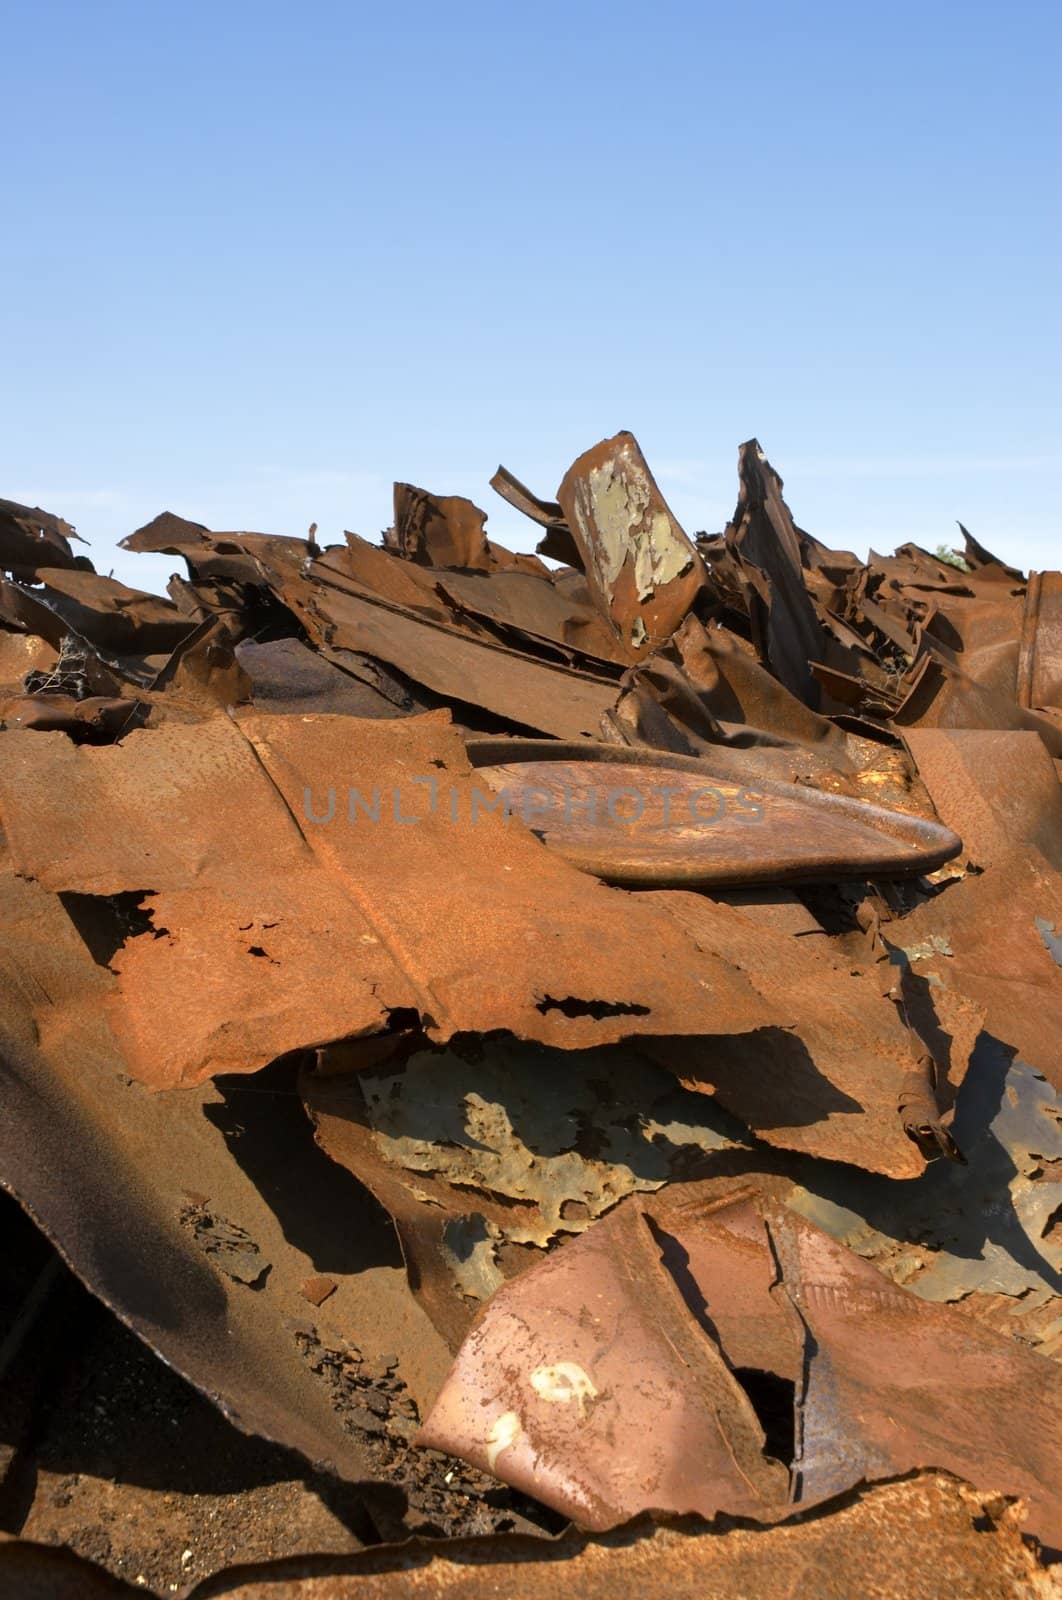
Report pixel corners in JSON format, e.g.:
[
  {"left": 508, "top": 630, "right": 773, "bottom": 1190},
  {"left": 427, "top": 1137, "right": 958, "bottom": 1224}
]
[
  {"left": 767, "top": 1203, "right": 1062, "bottom": 1549},
  {"left": 0, "top": 693, "right": 148, "bottom": 741},
  {"left": 1018, "top": 570, "right": 1062, "bottom": 714},
  {"left": 920, "top": 590, "right": 1026, "bottom": 705},
  {"left": 959, "top": 523, "right": 1028, "bottom": 586},
  {"left": 0, "top": 495, "right": 82, "bottom": 573},
  {"left": 0, "top": 578, "right": 165, "bottom": 690},
  {"left": 556, "top": 432, "right": 707, "bottom": 653},
  {"left": 647, "top": 890, "right": 974, "bottom": 1177},
  {"left": 323, "top": 536, "right": 461, "bottom": 622},
  {"left": 299, "top": 580, "right": 622, "bottom": 739},
  {"left": 122, "top": 512, "right": 629, "bottom": 736},
  {"left": 303, "top": 970, "right": 980, "bottom": 1348},
  {"left": 488, "top": 464, "right": 568, "bottom": 536},
  {"left": 357, "top": 1044, "right": 745, "bottom": 1248},
  {"left": 4, "top": 567, "right": 197, "bottom": 657},
  {"left": 788, "top": 1041, "right": 1062, "bottom": 1323},
  {"left": 318, "top": 535, "right": 626, "bottom": 672},
  {"left": 0, "top": 852, "right": 452, "bottom": 1529},
  {"left": 138, "top": 622, "right": 251, "bottom": 721},
  {"left": 606, "top": 612, "right": 854, "bottom": 772},
  {"left": 121, "top": 517, "right": 320, "bottom": 583},
  {"left": 720, "top": 441, "right": 835, "bottom": 706},
  {"left": 2, "top": 445, "right": 1061, "bottom": 1587},
  {"left": 421, "top": 1191, "right": 1062, "bottom": 1547},
  {"left": 893, "top": 650, "right": 1062, "bottom": 757},
  {"left": 418, "top": 1197, "right": 789, "bottom": 1529},
  {"left": 0, "top": 710, "right": 797, "bottom": 1089},
  {"left": 429, "top": 566, "right": 631, "bottom": 668},
  {"left": 489, "top": 464, "right": 583, "bottom": 567},
  {"left": 302, "top": 1038, "right": 749, "bottom": 1346},
  {"left": 893, "top": 728, "right": 1062, "bottom": 1088},
  {"left": 391, "top": 484, "right": 492, "bottom": 571}
]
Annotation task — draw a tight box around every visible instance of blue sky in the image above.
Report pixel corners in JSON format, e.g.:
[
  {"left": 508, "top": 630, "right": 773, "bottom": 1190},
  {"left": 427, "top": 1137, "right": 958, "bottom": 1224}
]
[{"left": 3, "top": 0, "right": 1058, "bottom": 594}]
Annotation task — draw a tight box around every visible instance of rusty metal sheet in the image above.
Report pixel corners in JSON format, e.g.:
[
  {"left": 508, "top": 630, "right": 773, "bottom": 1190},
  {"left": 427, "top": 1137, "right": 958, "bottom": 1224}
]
[
  {"left": 301, "top": 963, "right": 978, "bottom": 1350},
  {"left": 417, "top": 1197, "right": 789, "bottom": 1529},
  {"left": 317, "top": 537, "right": 626, "bottom": 671},
  {"left": 5, "top": 443, "right": 1062, "bottom": 1587},
  {"left": 120, "top": 508, "right": 213, "bottom": 552},
  {"left": 0, "top": 692, "right": 148, "bottom": 741},
  {"left": 788, "top": 1042, "right": 1062, "bottom": 1339},
  {"left": 0, "top": 495, "right": 82, "bottom": 573},
  {"left": 6, "top": 566, "right": 197, "bottom": 657},
  {"left": 920, "top": 591, "right": 1025, "bottom": 701},
  {"left": 646, "top": 889, "right": 975, "bottom": 1176},
  {"left": 313, "top": 540, "right": 629, "bottom": 676},
  {"left": 301, "top": 582, "right": 621, "bottom": 739},
  {"left": 721, "top": 441, "right": 836, "bottom": 706},
  {"left": 0, "top": 852, "right": 451, "bottom": 1529},
  {"left": 489, "top": 463, "right": 583, "bottom": 567},
  {"left": 893, "top": 649, "right": 1062, "bottom": 757},
  {"left": 0, "top": 713, "right": 318, "bottom": 895},
  {"left": 469, "top": 741, "right": 960, "bottom": 888},
  {"left": 767, "top": 1203, "right": 1062, "bottom": 1549},
  {"left": 420, "top": 1190, "right": 1062, "bottom": 1548},
  {"left": 956, "top": 522, "right": 1027, "bottom": 584},
  {"left": 121, "top": 517, "right": 319, "bottom": 574},
  {"left": 485, "top": 543, "right": 557, "bottom": 578},
  {"left": 556, "top": 432, "right": 707, "bottom": 653},
  {"left": 302, "top": 1038, "right": 751, "bottom": 1349},
  {"left": 391, "top": 484, "right": 492, "bottom": 570},
  {"left": 1019, "top": 570, "right": 1062, "bottom": 714},
  {"left": 650, "top": 1186, "right": 804, "bottom": 1382},
  {"left": 605, "top": 614, "right": 856, "bottom": 778},
  {"left": 0, "top": 627, "right": 57, "bottom": 687},
  {"left": 430, "top": 567, "right": 631, "bottom": 668},
  {"left": 893, "top": 728, "right": 1062, "bottom": 1088},
  {"left": 4, "top": 1474, "right": 1054, "bottom": 1599},
  {"left": 146, "top": 615, "right": 252, "bottom": 714},
  {"left": 319, "top": 536, "right": 457, "bottom": 622},
  {"left": 871, "top": 544, "right": 979, "bottom": 601},
  {"left": 489, "top": 465, "right": 567, "bottom": 533},
  {"left": 0, "top": 577, "right": 168, "bottom": 690},
  {"left": 0, "top": 710, "right": 796, "bottom": 1089}
]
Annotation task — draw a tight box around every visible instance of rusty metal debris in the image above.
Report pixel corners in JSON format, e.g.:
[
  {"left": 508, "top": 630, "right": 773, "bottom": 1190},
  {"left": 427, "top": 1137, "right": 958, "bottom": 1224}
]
[
  {"left": 0, "top": 436, "right": 1060, "bottom": 1594},
  {"left": 555, "top": 431, "right": 707, "bottom": 653},
  {"left": 418, "top": 1191, "right": 1062, "bottom": 1544},
  {"left": 2, "top": 1474, "right": 1057, "bottom": 1598},
  {"left": 468, "top": 737, "right": 961, "bottom": 887}
]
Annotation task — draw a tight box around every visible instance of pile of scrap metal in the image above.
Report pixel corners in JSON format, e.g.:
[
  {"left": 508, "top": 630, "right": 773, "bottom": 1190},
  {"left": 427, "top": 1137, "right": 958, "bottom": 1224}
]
[{"left": 1, "top": 432, "right": 1060, "bottom": 1598}]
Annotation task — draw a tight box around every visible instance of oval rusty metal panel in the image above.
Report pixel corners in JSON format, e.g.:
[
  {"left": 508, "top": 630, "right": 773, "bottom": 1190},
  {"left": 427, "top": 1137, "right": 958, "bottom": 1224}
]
[{"left": 467, "top": 739, "right": 962, "bottom": 888}]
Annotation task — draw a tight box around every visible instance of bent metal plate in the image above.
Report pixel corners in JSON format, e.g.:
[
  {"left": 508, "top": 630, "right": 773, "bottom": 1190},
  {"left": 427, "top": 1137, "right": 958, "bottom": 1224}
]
[{"left": 470, "top": 742, "right": 961, "bottom": 888}]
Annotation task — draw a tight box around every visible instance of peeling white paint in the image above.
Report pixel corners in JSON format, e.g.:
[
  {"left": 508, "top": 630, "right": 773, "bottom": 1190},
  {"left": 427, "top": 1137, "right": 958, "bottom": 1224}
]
[
  {"left": 571, "top": 444, "right": 694, "bottom": 615},
  {"left": 529, "top": 1361, "right": 598, "bottom": 1416},
  {"left": 485, "top": 1409, "right": 522, "bottom": 1471}
]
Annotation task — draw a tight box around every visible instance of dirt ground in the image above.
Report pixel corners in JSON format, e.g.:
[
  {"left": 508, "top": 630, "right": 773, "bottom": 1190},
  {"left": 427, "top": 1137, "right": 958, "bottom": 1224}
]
[{"left": 0, "top": 1192, "right": 556, "bottom": 1595}]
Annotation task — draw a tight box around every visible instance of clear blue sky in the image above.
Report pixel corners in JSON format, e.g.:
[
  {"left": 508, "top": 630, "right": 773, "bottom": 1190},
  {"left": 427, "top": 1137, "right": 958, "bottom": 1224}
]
[{"left": 3, "top": 0, "right": 1058, "bottom": 594}]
